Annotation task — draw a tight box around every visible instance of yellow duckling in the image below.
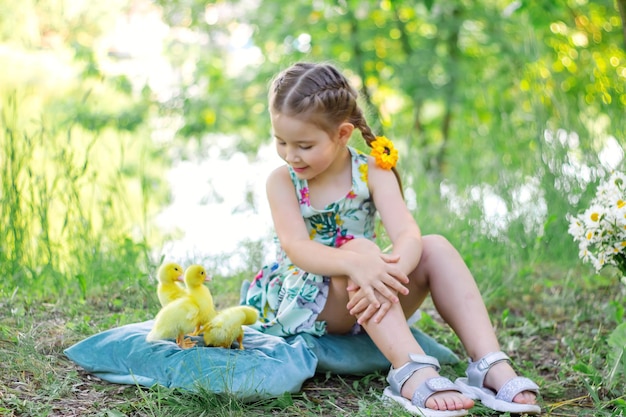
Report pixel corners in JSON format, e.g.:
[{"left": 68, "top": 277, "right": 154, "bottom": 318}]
[
  {"left": 202, "top": 306, "right": 259, "bottom": 350},
  {"left": 156, "top": 262, "right": 185, "bottom": 307},
  {"left": 146, "top": 264, "right": 216, "bottom": 349}
]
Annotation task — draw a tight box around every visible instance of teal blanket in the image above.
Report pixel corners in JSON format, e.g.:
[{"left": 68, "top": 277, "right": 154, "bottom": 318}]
[{"left": 64, "top": 320, "right": 458, "bottom": 401}]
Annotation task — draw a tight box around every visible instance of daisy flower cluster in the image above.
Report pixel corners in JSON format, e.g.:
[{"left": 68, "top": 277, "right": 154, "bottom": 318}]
[{"left": 567, "top": 170, "right": 626, "bottom": 277}]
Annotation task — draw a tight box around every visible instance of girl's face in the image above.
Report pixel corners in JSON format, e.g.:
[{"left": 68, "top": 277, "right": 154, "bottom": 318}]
[{"left": 270, "top": 112, "right": 350, "bottom": 181}]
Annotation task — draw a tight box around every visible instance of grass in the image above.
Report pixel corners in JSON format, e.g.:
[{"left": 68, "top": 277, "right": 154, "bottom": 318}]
[{"left": 1, "top": 257, "right": 625, "bottom": 416}]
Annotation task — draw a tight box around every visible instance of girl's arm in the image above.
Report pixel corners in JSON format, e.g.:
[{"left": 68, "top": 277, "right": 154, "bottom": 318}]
[
  {"left": 368, "top": 159, "right": 423, "bottom": 274},
  {"left": 346, "top": 158, "right": 423, "bottom": 323},
  {"left": 266, "top": 165, "right": 409, "bottom": 307}
]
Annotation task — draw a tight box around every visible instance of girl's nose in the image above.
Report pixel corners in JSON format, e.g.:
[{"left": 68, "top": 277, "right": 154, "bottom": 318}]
[{"left": 285, "top": 149, "right": 299, "bottom": 163}]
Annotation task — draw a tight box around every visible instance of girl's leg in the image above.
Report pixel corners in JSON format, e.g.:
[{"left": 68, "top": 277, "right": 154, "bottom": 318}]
[
  {"left": 315, "top": 274, "right": 355, "bottom": 334},
  {"left": 408, "top": 235, "right": 537, "bottom": 405},
  {"left": 317, "top": 238, "right": 473, "bottom": 412}
]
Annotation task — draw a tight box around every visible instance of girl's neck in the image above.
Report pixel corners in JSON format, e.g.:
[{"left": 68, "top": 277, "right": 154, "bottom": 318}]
[{"left": 306, "top": 147, "right": 352, "bottom": 209}]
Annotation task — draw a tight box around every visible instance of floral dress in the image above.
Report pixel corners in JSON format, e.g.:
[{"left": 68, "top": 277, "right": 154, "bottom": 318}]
[{"left": 243, "top": 147, "right": 377, "bottom": 337}]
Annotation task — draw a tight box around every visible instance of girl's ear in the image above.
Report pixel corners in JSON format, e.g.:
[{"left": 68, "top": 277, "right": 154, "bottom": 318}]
[{"left": 337, "top": 122, "right": 354, "bottom": 145}]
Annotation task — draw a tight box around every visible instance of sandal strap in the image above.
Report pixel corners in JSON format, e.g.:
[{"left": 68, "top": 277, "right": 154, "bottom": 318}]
[
  {"left": 495, "top": 376, "right": 540, "bottom": 402},
  {"left": 387, "top": 353, "right": 441, "bottom": 394},
  {"left": 412, "top": 377, "right": 462, "bottom": 408},
  {"left": 467, "top": 351, "right": 511, "bottom": 387}
]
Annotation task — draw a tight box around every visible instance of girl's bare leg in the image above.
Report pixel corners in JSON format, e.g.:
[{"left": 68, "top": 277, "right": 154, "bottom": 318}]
[
  {"left": 407, "top": 235, "right": 537, "bottom": 405},
  {"left": 317, "top": 238, "right": 473, "bottom": 411}
]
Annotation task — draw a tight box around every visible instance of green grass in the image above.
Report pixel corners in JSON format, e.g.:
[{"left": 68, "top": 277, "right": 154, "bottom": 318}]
[{"left": 1, "top": 254, "right": 625, "bottom": 416}]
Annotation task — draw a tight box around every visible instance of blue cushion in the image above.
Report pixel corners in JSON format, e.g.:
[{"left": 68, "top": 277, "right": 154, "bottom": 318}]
[
  {"left": 300, "top": 328, "right": 459, "bottom": 374},
  {"left": 65, "top": 321, "right": 317, "bottom": 400},
  {"left": 64, "top": 319, "right": 458, "bottom": 400}
]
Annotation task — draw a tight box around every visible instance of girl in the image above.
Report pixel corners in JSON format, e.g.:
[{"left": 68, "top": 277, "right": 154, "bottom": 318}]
[{"left": 243, "top": 62, "right": 541, "bottom": 416}]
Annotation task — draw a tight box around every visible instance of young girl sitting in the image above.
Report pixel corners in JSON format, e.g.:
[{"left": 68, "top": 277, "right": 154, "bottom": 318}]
[{"left": 242, "top": 61, "right": 541, "bottom": 416}]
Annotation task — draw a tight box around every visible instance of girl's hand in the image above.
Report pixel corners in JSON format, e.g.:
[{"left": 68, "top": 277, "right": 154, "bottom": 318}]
[
  {"left": 345, "top": 252, "right": 408, "bottom": 312},
  {"left": 347, "top": 287, "right": 395, "bottom": 325}
]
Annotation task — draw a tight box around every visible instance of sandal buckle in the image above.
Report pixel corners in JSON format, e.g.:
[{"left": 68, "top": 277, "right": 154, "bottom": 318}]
[{"left": 387, "top": 354, "right": 441, "bottom": 395}]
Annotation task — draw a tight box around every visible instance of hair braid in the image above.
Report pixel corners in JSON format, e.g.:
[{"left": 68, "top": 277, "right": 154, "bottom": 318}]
[
  {"left": 350, "top": 109, "right": 404, "bottom": 196},
  {"left": 269, "top": 61, "right": 403, "bottom": 194}
]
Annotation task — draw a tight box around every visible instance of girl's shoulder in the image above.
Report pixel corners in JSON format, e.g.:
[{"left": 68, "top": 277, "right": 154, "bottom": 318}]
[
  {"left": 352, "top": 148, "right": 397, "bottom": 191},
  {"left": 268, "top": 164, "right": 290, "bottom": 177},
  {"left": 266, "top": 165, "right": 295, "bottom": 192}
]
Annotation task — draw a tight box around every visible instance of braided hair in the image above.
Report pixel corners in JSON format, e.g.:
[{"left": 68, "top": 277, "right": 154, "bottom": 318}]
[{"left": 269, "top": 62, "right": 402, "bottom": 192}]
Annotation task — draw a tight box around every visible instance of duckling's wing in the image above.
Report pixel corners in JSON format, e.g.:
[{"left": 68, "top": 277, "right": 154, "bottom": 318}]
[{"left": 147, "top": 298, "right": 198, "bottom": 341}]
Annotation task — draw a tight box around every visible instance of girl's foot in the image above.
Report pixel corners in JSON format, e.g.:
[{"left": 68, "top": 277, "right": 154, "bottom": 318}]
[
  {"left": 455, "top": 351, "right": 541, "bottom": 414},
  {"left": 483, "top": 360, "right": 537, "bottom": 405},
  {"left": 401, "top": 366, "right": 474, "bottom": 411}
]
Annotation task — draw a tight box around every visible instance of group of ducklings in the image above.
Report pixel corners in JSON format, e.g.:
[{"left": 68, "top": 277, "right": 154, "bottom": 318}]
[{"left": 146, "top": 262, "right": 259, "bottom": 350}]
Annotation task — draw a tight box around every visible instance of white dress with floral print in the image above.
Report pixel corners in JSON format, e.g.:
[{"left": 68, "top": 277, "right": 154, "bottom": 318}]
[{"left": 243, "top": 147, "right": 377, "bottom": 337}]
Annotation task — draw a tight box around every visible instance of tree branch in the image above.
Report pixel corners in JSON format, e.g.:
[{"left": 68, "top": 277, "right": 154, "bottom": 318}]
[
  {"left": 434, "top": 7, "right": 462, "bottom": 174},
  {"left": 347, "top": 8, "right": 383, "bottom": 133},
  {"left": 617, "top": 0, "right": 626, "bottom": 50}
]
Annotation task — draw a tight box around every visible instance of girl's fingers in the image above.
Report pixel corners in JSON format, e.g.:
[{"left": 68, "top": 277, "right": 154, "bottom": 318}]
[
  {"left": 356, "top": 304, "right": 378, "bottom": 324},
  {"left": 361, "top": 287, "right": 380, "bottom": 309},
  {"left": 372, "top": 301, "right": 392, "bottom": 323},
  {"left": 347, "top": 296, "right": 369, "bottom": 315},
  {"left": 374, "top": 281, "right": 400, "bottom": 303},
  {"left": 380, "top": 253, "right": 400, "bottom": 263},
  {"left": 349, "top": 299, "right": 366, "bottom": 317},
  {"left": 392, "top": 270, "right": 410, "bottom": 285},
  {"left": 346, "top": 289, "right": 364, "bottom": 310},
  {"left": 377, "top": 271, "right": 408, "bottom": 298},
  {"left": 381, "top": 262, "right": 409, "bottom": 285},
  {"left": 385, "top": 275, "right": 409, "bottom": 296},
  {"left": 348, "top": 287, "right": 395, "bottom": 324}
]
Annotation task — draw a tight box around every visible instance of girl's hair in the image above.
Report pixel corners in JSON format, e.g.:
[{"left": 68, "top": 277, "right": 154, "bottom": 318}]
[{"left": 269, "top": 62, "right": 402, "bottom": 192}]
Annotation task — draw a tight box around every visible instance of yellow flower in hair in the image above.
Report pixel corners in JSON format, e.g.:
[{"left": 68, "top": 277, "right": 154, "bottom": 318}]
[{"left": 370, "top": 136, "right": 398, "bottom": 170}]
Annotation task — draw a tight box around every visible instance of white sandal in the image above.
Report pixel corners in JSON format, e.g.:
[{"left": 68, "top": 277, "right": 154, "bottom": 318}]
[
  {"left": 455, "top": 351, "right": 541, "bottom": 414},
  {"left": 382, "top": 353, "right": 469, "bottom": 417}
]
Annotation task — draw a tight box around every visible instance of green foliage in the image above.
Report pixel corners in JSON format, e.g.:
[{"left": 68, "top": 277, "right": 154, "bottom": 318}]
[
  {"left": 157, "top": 1, "right": 624, "bottom": 160},
  {"left": 151, "top": 0, "right": 625, "bottom": 281},
  {"left": 608, "top": 322, "right": 626, "bottom": 388},
  {"left": 0, "top": 91, "right": 169, "bottom": 298},
  {"left": 0, "top": 0, "right": 174, "bottom": 299}
]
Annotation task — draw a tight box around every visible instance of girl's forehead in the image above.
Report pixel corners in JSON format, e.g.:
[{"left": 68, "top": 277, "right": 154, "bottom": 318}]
[
  {"left": 271, "top": 113, "right": 330, "bottom": 140},
  {"left": 271, "top": 112, "right": 312, "bottom": 129}
]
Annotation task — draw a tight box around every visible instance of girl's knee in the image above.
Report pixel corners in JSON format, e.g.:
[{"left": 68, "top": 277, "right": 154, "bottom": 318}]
[
  {"left": 421, "top": 234, "right": 458, "bottom": 263},
  {"left": 422, "top": 234, "right": 453, "bottom": 252},
  {"left": 422, "top": 234, "right": 450, "bottom": 246}
]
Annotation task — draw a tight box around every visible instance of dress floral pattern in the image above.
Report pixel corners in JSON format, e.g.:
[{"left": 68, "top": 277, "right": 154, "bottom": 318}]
[{"left": 243, "top": 147, "right": 377, "bottom": 336}]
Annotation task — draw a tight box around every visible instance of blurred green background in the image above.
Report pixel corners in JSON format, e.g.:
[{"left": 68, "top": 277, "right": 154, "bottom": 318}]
[{"left": 1, "top": 0, "right": 624, "bottom": 299}]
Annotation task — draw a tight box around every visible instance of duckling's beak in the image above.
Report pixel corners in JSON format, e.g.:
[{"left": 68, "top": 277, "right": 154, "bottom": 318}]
[{"left": 176, "top": 275, "right": 185, "bottom": 282}]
